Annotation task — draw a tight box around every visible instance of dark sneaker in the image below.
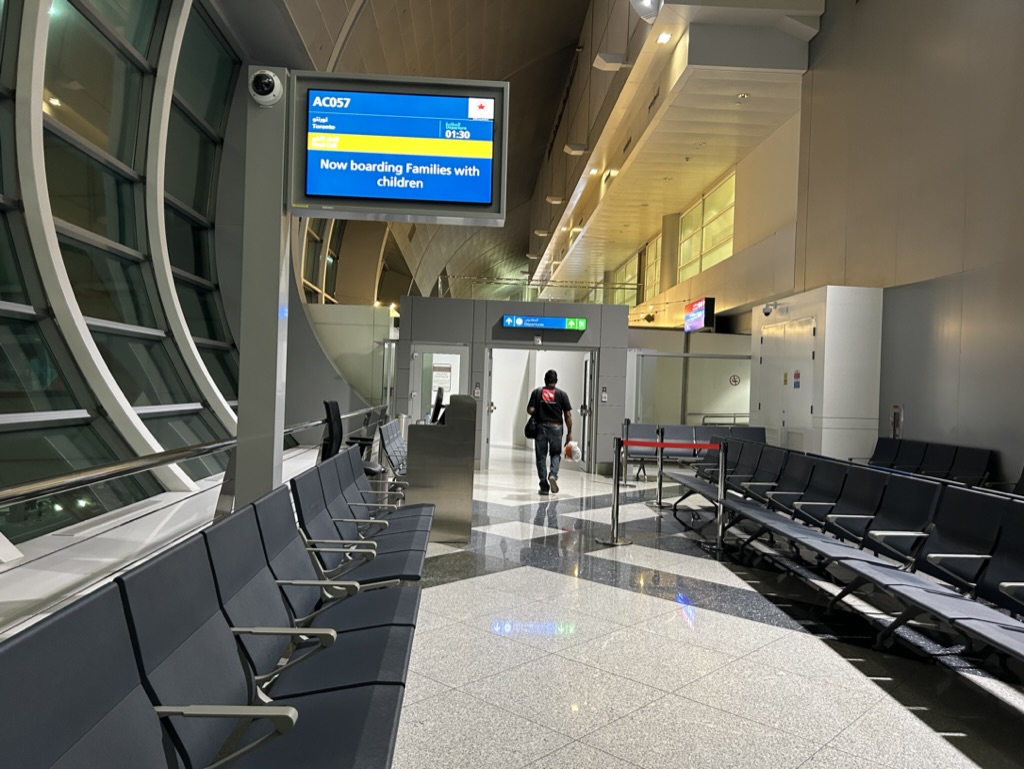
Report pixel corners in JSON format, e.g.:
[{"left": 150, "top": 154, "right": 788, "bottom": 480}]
[
  {"left": 548, "top": 474, "right": 559, "bottom": 494},
  {"left": 538, "top": 486, "right": 549, "bottom": 495}
]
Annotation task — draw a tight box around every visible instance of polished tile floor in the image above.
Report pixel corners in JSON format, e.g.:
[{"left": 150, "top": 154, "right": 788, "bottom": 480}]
[{"left": 393, "top": 448, "right": 1024, "bottom": 769}]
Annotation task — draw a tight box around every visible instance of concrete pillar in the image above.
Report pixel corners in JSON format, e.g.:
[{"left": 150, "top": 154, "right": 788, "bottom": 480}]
[{"left": 234, "top": 66, "right": 291, "bottom": 505}]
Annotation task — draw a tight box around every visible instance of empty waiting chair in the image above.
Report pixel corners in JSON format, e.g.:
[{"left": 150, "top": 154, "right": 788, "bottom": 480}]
[
  {"left": 625, "top": 423, "right": 659, "bottom": 479},
  {"left": 252, "top": 485, "right": 421, "bottom": 630},
  {"left": 891, "top": 439, "right": 928, "bottom": 474},
  {"left": 0, "top": 583, "right": 183, "bottom": 769},
  {"left": 855, "top": 436, "right": 898, "bottom": 467},
  {"left": 203, "top": 506, "right": 415, "bottom": 700},
  {"left": 661, "top": 425, "right": 696, "bottom": 462},
  {"left": 117, "top": 535, "right": 407, "bottom": 769},
  {"left": 917, "top": 442, "right": 957, "bottom": 479},
  {"left": 949, "top": 447, "right": 992, "bottom": 486}
]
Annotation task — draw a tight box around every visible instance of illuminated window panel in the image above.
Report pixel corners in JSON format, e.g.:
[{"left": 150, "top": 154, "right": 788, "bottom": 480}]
[{"left": 44, "top": 0, "right": 144, "bottom": 166}]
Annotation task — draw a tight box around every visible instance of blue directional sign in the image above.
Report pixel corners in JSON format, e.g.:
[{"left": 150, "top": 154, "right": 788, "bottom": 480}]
[{"left": 501, "top": 315, "right": 588, "bottom": 331}]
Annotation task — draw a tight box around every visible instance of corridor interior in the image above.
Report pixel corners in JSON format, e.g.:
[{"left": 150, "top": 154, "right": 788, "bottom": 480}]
[{"left": 393, "top": 447, "right": 1022, "bottom": 769}]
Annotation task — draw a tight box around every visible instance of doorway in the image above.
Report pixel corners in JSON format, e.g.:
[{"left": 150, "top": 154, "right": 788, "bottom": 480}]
[
  {"left": 409, "top": 344, "right": 470, "bottom": 424},
  {"left": 482, "top": 347, "right": 597, "bottom": 473}
]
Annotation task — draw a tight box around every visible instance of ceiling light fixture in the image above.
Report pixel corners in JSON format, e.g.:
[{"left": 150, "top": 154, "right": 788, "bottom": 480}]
[
  {"left": 47, "top": 97, "right": 61, "bottom": 107},
  {"left": 656, "top": 33, "right": 672, "bottom": 44},
  {"left": 526, "top": 253, "right": 540, "bottom": 260},
  {"left": 593, "top": 52, "right": 633, "bottom": 72},
  {"left": 545, "top": 195, "right": 564, "bottom": 204},
  {"left": 629, "top": 0, "right": 662, "bottom": 24},
  {"left": 736, "top": 92, "right": 750, "bottom": 100},
  {"left": 563, "top": 142, "right": 588, "bottom": 156},
  {"left": 533, "top": 229, "right": 549, "bottom": 237},
  {"left": 589, "top": 168, "right": 599, "bottom": 176},
  {"left": 560, "top": 226, "right": 569, "bottom": 232}
]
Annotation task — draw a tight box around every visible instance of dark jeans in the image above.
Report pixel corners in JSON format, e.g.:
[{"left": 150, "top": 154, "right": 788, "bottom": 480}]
[{"left": 535, "top": 423, "right": 563, "bottom": 486}]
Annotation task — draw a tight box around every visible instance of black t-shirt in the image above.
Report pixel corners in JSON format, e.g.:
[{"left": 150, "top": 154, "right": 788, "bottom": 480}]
[{"left": 529, "top": 386, "right": 571, "bottom": 425}]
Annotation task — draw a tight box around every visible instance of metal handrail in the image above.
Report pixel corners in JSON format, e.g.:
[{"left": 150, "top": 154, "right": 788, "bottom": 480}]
[{"left": 0, "top": 406, "right": 381, "bottom": 509}]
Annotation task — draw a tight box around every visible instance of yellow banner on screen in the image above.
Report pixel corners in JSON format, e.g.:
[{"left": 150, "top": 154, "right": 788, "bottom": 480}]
[{"left": 308, "top": 132, "right": 491, "bottom": 159}]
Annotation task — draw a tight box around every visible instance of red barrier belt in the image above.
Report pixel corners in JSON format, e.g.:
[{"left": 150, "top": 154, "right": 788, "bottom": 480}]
[{"left": 621, "top": 440, "right": 720, "bottom": 449}]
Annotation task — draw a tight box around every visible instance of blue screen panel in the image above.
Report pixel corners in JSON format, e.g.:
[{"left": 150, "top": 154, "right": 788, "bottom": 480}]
[
  {"left": 306, "top": 89, "right": 496, "bottom": 205},
  {"left": 501, "top": 315, "right": 588, "bottom": 331}
]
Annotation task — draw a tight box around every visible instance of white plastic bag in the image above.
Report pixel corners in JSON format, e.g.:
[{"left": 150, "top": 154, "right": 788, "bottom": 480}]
[{"left": 563, "top": 441, "right": 582, "bottom": 462}]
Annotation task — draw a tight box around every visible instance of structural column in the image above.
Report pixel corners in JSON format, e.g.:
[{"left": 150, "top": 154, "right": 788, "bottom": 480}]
[{"left": 235, "top": 66, "right": 291, "bottom": 504}]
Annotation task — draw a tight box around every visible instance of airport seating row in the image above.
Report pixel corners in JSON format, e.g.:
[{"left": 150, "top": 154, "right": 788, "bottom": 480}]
[
  {"left": 380, "top": 419, "right": 409, "bottom": 478},
  {"left": 858, "top": 436, "right": 992, "bottom": 486},
  {"left": 665, "top": 440, "right": 1024, "bottom": 665},
  {"left": 625, "top": 423, "right": 766, "bottom": 479},
  {"left": 0, "top": 444, "right": 432, "bottom": 769}
]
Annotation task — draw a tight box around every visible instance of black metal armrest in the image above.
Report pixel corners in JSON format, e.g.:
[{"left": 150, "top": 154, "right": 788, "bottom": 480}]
[
  {"left": 348, "top": 502, "right": 400, "bottom": 511},
  {"left": 999, "top": 582, "right": 1024, "bottom": 598},
  {"left": 332, "top": 517, "right": 389, "bottom": 528},
  {"left": 275, "top": 578, "right": 360, "bottom": 598},
  {"left": 868, "top": 530, "right": 928, "bottom": 541},
  {"left": 306, "top": 538, "right": 376, "bottom": 550},
  {"left": 793, "top": 501, "right": 834, "bottom": 511},
  {"left": 926, "top": 553, "right": 991, "bottom": 563},
  {"left": 231, "top": 627, "right": 336, "bottom": 683},
  {"left": 154, "top": 705, "right": 297, "bottom": 769}
]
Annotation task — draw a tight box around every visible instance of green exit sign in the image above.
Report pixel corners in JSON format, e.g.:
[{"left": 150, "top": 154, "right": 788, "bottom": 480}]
[{"left": 565, "top": 317, "right": 588, "bottom": 331}]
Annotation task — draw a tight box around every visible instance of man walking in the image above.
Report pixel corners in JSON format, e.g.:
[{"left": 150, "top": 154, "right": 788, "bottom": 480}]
[{"left": 527, "top": 369, "right": 573, "bottom": 495}]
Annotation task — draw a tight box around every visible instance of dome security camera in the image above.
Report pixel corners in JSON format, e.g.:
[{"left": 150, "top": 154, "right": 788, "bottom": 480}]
[
  {"left": 762, "top": 301, "right": 778, "bottom": 317},
  {"left": 249, "top": 70, "right": 283, "bottom": 107}
]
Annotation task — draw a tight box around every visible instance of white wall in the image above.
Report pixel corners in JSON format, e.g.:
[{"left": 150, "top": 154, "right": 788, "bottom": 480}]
[
  {"left": 685, "top": 334, "right": 751, "bottom": 424},
  {"left": 306, "top": 304, "right": 393, "bottom": 405},
  {"left": 734, "top": 113, "right": 800, "bottom": 253},
  {"left": 490, "top": 349, "right": 535, "bottom": 448}
]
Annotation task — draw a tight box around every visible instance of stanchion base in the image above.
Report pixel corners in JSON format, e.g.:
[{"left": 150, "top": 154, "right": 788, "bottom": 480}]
[
  {"left": 698, "top": 541, "right": 728, "bottom": 561},
  {"left": 596, "top": 536, "right": 633, "bottom": 547}
]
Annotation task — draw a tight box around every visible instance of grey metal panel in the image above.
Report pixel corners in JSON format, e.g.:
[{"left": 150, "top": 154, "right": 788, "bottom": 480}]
[
  {"left": 405, "top": 296, "right": 475, "bottom": 343},
  {"left": 878, "top": 275, "right": 962, "bottom": 445},
  {"left": 958, "top": 261, "right": 1024, "bottom": 480},
  {"left": 405, "top": 395, "right": 476, "bottom": 543}
]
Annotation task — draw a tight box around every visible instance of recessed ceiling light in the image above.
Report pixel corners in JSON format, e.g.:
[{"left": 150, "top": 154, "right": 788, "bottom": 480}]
[
  {"left": 561, "top": 226, "right": 569, "bottom": 232},
  {"left": 736, "top": 92, "right": 750, "bottom": 99},
  {"left": 563, "top": 142, "right": 588, "bottom": 156},
  {"left": 656, "top": 33, "right": 672, "bottom": 45},
  {"left": 534, "top": 229, "right": 549, "bottom": 237},
  {"left": 545, "top": 195, "right": 564, "bottom": 205},
  {"left": 589, "top": 168, "right": 599, "bottom": 176},
  {"left": 47, "top": 97, "right": 61, "bottom": 107}
]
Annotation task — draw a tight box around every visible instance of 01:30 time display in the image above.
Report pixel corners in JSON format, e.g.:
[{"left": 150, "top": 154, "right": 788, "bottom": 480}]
[{"left": 444, "top": 128, "right": 472, "bottom": 139}]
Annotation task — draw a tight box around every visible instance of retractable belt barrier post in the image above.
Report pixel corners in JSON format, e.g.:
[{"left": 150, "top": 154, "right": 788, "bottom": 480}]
[
  {"left": 655, "top": 426, "right": 665, "bottom": 508},
  {"left": 619, "top": 420, "right": 635, "bottom": 489},
  {"left": 715, "top": 443, "right": 727, "bottom": 561},
  {"left": 604, "top": 436, "right": 724, "bottom": 552},
  {"left": 596, "top": 437, "right": 632, "bottom": 547}
]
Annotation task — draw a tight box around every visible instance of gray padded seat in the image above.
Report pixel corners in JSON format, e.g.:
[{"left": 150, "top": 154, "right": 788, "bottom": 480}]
[
  {"left": 118, "top": 536, "right": 406, "bottom": 769},
  {"left": 321, "top": 460, "right": 431, "bottom": 545},
  {"left": 0, "top": 583, "right": 182, "bottom": 769},
  {"left": 335, "top": 448, "right": 434, "bottom": 524},
  {"left": 252, "top": 486, "right": 421, "bottom": 630},
  {"left": 203, "top": 507, "right": 415, "bottom": 699},
  {"left": 661, "top": 425, "right": 696, "bottom": 461}
]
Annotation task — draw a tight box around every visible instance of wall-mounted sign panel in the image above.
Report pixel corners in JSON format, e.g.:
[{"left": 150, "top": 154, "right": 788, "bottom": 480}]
[
  {"left": 501, "top": 315, "right": 588, "bottom": 331},
  {"left": 684, "top": 297, "right": 715, "bottom": 333},
  {"left": 290, "top": 72, "right": 508, "bottom": 227}
]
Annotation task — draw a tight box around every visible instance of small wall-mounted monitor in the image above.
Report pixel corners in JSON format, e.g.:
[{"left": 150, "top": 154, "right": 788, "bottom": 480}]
[
  {"left": 289, "top": 72, "right": 508, "bottom": 227},
  {"left": 684, "top": 297, "right": 715, "bottom": 332}
]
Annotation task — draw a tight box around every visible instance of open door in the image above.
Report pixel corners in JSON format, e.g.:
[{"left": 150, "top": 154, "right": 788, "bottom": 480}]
[{"left": 579, "top": 350, "right": 597, "bottom": 472}]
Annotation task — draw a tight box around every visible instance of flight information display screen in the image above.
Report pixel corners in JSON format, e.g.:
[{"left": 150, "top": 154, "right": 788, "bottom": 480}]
[{"left": 305, "top": 89, "right": 495, "bottom": 205}]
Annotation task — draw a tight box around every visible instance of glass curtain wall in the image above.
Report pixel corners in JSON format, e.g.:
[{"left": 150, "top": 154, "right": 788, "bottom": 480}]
[
  {"left": 41, "top": 0, "right": 229, "bottom": 483},
  {"left": 1, "top": 0, "right": 159, "bottom": 544},
  {"left": 679, "top": 172, "right": 736, "bottom": 282},
  {"left": 300, "top": 217, "right": 345, "bottom": 304},
  {"left": 166, "top": 7, "right": 240, "bottom": 407}
]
